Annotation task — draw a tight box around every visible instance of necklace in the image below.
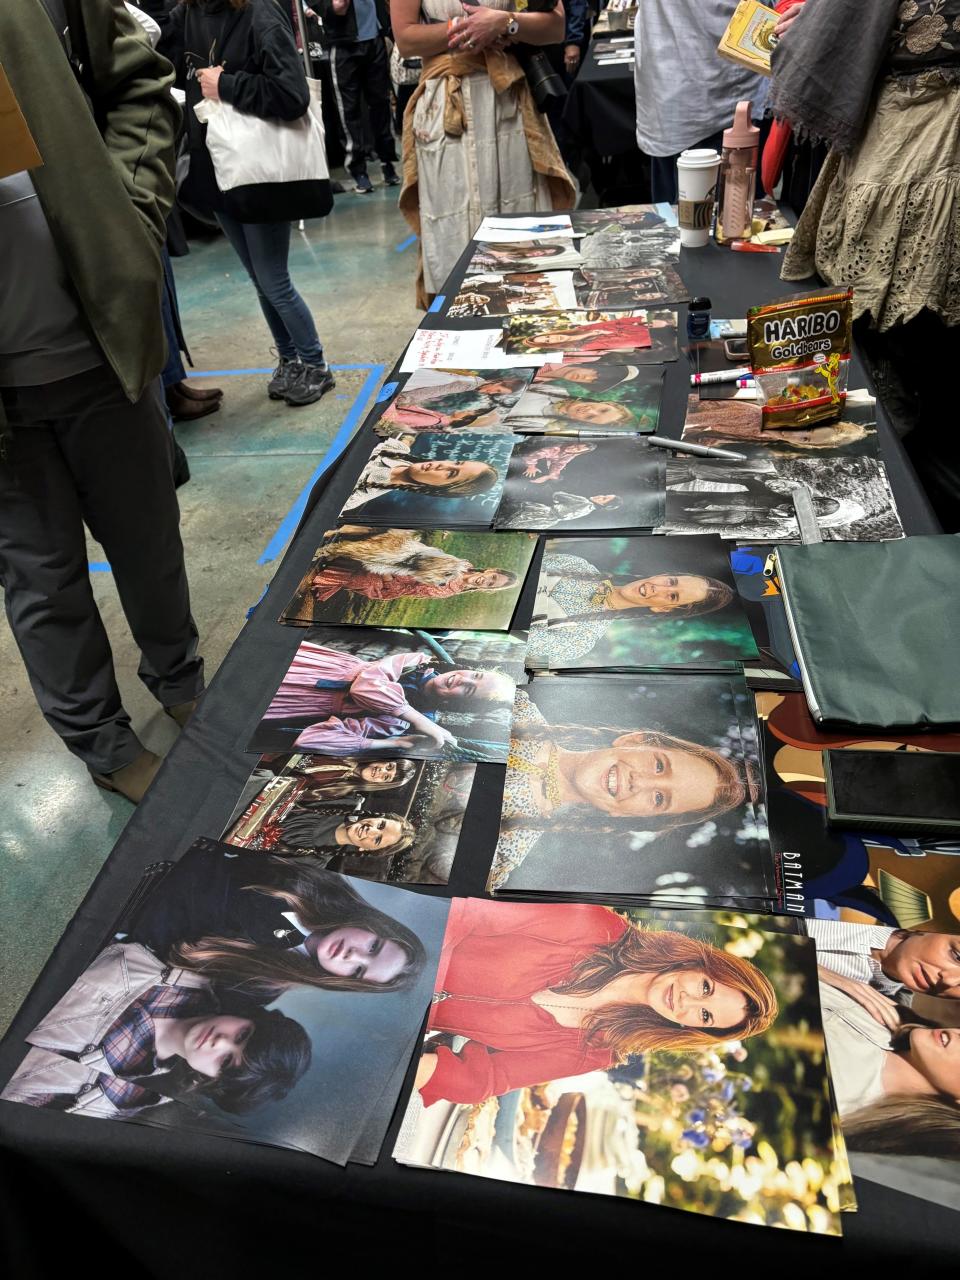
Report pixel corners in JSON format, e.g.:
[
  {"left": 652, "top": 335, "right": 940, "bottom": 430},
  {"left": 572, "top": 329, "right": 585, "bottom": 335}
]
[
  {"left": 506, "top": 742, "right": 562, "bottom": 808},
  {"left": 589, "top": 579, "right": 613, "bottom": 611}
]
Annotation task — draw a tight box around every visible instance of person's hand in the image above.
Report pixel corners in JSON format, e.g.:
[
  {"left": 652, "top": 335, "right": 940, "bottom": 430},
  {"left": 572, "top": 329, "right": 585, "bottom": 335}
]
[
  {"left": 817, "top": 966, "right": 903, "bottom": 1032},
  {"left": 197, "top": 66, "right": 224, "bottom": 100},
  {"left": 450, "top": 3, "right": 512, "bottom": 52},
  {"left": 457, "top": 291, "right": 492, "bottom": 309},
  {"left": 332, "top": 0, "right": 351, "bottom": 14},
  {"left": 415, "top": 1052, "right": 439, "bottom": 1093},
  {"left": 774, "top": 1, "right": 804, "bottom": 37},
  {"left": 523, "top": 462, "right": 541, "bottom": 478},
  {"left": 564, "top": 43, "right": 580, "bottom": 73},
  {"left": 422, "top": 722, "right": 459, "bottom": 750}
]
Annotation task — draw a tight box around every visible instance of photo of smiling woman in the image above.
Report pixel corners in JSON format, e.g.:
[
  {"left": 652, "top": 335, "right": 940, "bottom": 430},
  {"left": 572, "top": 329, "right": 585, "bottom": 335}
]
[
  {"left": 414, "top": 899, "right": 778, "bottom": 1106},
  {"left": 527, "top": 534, "right": 757, "bottom": 671},
  {"left": 487, "top": 676, "right": 771, "bottom": 898}
]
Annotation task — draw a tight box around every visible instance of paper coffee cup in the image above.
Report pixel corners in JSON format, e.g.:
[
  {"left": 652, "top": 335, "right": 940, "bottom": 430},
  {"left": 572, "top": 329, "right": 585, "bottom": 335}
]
[{"left": 677, "top": 148, "right": 721, "bottom": 248}]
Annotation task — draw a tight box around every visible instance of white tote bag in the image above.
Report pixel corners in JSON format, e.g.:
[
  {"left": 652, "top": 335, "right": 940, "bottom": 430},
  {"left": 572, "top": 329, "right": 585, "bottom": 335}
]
[{"left": 194, "top": 77, "right": 332, "bottom": 222}]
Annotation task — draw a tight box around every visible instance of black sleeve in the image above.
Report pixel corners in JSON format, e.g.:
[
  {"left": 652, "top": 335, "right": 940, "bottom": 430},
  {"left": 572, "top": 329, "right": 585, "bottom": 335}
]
[
  {"left": 157, "top": 0, "right": 187, "bottom": 87},
  {"left": 218, "top": 6, "right": 310, "bottom": 120}
]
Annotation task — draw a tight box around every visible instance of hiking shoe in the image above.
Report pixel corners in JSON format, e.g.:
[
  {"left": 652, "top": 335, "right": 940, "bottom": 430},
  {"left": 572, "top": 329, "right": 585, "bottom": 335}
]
[
  {"left": 382, "top": 162, "right": 401, "bottom": 187},
  {"left": 355, "top": 172, "right": 374, "bottom": 194},
  {"left": 284, "top": 362, "right": 336, "bottom": 406},
  {"left": 268, "top": 355, "right": 301, "bottom": 400}
]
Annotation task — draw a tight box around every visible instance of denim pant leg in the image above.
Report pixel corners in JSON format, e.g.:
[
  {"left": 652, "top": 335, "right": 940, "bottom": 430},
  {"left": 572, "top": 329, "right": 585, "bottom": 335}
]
[
  {"left": 239, "top": 221, "right": 325, "bottom": 365},
  {"left": 160, "top": 247, "right": 188, "bottom": 388},
  {"left": 217, "top": 213, "right": 298, "bottom": 360}
]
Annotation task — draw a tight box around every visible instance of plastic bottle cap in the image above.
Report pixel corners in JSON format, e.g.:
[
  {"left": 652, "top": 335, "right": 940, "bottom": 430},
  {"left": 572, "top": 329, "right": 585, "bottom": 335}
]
[
  {"left": 677, "top": 148, "right": 721, "bottom": 169},
  {"left": 689, "top": 297, "right": 712, "bottom": 311},
  {"left": 723, "top": 100, "right": 760, "bottom": 150}
]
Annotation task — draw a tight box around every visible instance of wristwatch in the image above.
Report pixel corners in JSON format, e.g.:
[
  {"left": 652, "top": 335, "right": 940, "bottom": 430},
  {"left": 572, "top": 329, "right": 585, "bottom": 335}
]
[{"left": 505, "top": 16, "right": 520, "bottom": 35}]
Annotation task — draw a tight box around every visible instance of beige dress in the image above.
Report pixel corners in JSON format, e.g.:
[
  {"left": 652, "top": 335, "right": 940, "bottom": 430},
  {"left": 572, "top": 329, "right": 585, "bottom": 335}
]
[{"left": 400, "top": 0, "right": 574, "bottom": 303}]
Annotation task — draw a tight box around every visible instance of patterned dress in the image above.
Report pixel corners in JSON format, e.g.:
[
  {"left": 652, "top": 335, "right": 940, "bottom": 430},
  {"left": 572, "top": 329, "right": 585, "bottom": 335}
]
[
  {"left": 488, "top": 688, "right": 550, "bottom": 889},
  {"left": 528, "top": 551, "right": 617, "bottom": 668}
]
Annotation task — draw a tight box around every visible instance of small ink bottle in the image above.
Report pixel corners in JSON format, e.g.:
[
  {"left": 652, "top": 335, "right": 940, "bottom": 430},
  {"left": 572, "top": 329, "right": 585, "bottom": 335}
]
[{"left": 687, "top": 297, "right": 712, "bottom": 341}]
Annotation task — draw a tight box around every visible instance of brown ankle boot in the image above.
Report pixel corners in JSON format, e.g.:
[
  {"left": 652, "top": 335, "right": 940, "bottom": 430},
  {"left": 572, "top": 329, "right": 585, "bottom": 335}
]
[
  {"left": 90, "top": 750, "right": 162, "bottom": 804},
  {"left": 165, "top": 698, "right": 198, "bottom": 729}
]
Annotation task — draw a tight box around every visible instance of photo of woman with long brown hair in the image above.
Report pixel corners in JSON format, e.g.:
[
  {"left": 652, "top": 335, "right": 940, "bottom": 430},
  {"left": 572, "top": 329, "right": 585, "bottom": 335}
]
[{"left": 415, "top": 899, "right": 778, "bottom": 1105}]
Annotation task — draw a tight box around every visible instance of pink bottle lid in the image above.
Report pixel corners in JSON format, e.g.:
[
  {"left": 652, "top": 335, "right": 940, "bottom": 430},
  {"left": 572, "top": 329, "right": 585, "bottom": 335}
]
[{"left": 723, "top": 100, "right": 760, "bottom": 150}]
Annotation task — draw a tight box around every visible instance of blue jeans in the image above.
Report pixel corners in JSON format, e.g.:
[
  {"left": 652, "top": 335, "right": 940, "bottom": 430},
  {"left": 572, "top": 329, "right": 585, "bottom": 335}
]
[{"left": 216, "top": 214, "right": 325, "bottom": 365}]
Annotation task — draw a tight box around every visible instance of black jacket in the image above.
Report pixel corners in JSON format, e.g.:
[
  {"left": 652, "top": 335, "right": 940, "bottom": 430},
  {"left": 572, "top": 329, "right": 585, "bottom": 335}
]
[
  {"left": 314, "top": 0, "right": 390, "bottom": 47},
  {"left": 160, "top": 0, "right": 309, "bottom": 212}
]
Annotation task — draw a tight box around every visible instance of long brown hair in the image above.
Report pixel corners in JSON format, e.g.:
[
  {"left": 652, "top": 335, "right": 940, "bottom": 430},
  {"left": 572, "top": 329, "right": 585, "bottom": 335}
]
[
  {"left": 555, "top": 924, "right": 778, "bottom": 1059},
  {"left": 171, "top": 863, "right": 426, "bottom": 1000},
  {"left": 841, "top": 1093, "right": 960, "bottom": 1157},
  {"left": 295, "top": 757, "right": 417, "bottom": 800},
  {"left": 539, "top": 571, "right": 735, "bottom": 627}
]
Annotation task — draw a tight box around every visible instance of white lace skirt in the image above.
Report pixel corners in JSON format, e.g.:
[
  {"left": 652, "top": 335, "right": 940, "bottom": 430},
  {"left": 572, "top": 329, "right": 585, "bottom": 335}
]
[{"left": 782, "top": 73, "right": 960, "bottom": 331}]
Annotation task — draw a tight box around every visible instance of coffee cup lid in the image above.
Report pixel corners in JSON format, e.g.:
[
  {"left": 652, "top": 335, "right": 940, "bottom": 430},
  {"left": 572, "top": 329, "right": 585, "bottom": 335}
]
[{"left": 677, "top": 148, "right": 721, "bottom": 169}]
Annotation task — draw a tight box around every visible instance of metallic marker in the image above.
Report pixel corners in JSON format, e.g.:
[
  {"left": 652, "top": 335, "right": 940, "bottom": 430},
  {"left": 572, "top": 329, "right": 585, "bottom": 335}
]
[{"left": 646, "top": 435, "right": 748, "bottom": 462}]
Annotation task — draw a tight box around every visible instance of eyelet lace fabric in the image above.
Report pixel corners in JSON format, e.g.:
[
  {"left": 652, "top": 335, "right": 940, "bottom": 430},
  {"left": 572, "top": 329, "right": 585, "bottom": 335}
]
[{"left": 782, "top": 73, "right": 960, "bottom": 332}]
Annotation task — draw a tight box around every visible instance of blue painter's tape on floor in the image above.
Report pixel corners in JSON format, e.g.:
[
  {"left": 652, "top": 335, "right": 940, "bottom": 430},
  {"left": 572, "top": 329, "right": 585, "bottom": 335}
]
[
  {"left": 395, "top": 234, "right": 417, "bottom": 253},
  {"left": 190, "top": 363, "right": 380, "bottom": 377},
  {"left": 257, "top": 362, "right": 386, "bottom": 565}
]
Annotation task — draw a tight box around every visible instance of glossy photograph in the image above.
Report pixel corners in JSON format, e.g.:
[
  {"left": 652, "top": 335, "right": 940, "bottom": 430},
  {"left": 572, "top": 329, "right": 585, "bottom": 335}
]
[
  {"left": 756, "top": 691, "right": 960, "bottom": 930},
  {"left": 572, "top": 264, "right": 690, "bottom": 309},
  {"left": 494, "top": 436, "right": 664, "bottom": 532},
  {"left": 247, "top": 627, "right": 528, "bottom": 763},
  {"left": 279, "top": 527, "right": 536, "bottom": 631},
  {"left": 486, "top": 674, "right": 771, "bottom": 898},
  {"left": 223, "top": 755, "right": 477, "bottom": 886},
  {"left": 663, "top": 455, "right": 905, "bottom": 542},
  {"left": 527, "top": 534, "right": 758, "bottom": 671},
  {"left": 504, "top": 363, "right": 663, "bottom": 435},
  {"left": 464, "top": 238, "right": 583, "bottom": 275},
  {"left": 502, "top": 309, "right": 679, "bottom": 363},
  {"left": 0, "top": 839, "right": 449, "bottom": 1166},
  {"left": 573, "top": 212, "right": 682, "bottom": 271},
  {"left": 375, "top": 368, "right": 534, "bottom": 437},
  {"left": 681, "top": 393, "right": 880, "bottom": 457},
  {"left": 395, "top": 899, "right": 847, "bottom": 1236},
  {"left": 339, "top": 432, "right": 520, "bottom": 529},
  {"left": 447, "top": 271, "right": 578, "bottom": 318}
]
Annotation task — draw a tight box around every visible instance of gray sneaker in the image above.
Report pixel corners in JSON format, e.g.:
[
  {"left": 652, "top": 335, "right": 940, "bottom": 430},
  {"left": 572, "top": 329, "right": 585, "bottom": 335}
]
[
  {"left": 284, "top": 362, "right": 336, "bottom": 406},
  {"left": 268, "top": 355, "right": 300, "bottom": 400}
]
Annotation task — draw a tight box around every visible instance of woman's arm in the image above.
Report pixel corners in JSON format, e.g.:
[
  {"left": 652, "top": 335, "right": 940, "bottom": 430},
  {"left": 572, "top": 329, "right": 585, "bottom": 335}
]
[
  {"left": 391, "top": 0, "right": 457, "bottom": 58},
  {"left": 450, "top": 1, "right": 565, "bottom": 52},
  {"left": 216, "top": 11, "right": 310, "bottom": 119},
  {"left": 816, "top": 965, "right": 902, "bottom": 1032},
  {"left": 402, "top": 705, "right": 458, "bottom": 749}
]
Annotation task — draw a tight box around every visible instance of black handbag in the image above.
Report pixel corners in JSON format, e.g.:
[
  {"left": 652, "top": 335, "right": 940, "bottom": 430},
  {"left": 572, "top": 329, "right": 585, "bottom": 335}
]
[{"left": 519, "top": 47, "right": 568, "bottom": 113}]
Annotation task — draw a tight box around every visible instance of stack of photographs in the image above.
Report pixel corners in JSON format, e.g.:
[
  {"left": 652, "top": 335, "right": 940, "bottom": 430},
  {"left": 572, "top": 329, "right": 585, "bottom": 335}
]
[
  {"left": 279, "top": 526, "right": 536, "bottom": 632},
  {"left": 473, "top": 215, "right": 574, "bottom": 242},
  {"left": 527, "top": 534, "right": 758, "bottom": 673},
  {"left": 756, "top": 690, "right": 960, "bottom": 927},
  {"left": 500, "top": 309, "right": 679, "bottom": 364},
  {"left": 464, "top": 239, "right": 583, "bottom": 276},
  {"left": 223, "top": 753, "right": 477, "bottom": 886},
  {"left": 0, "top": 837, "right": 449, "bottom": 1167},
  {"left": 394, "top": 898, "right": 851, "bottom": 1236},
  {"left": 681, "top": 392, "right": 881, "bottom": 458},
  {"left": 663, "top": 454, "right": 905, "bottom": 542},
  {"left": 338, "top": 432, "right": 520, "bottom": 530},
  {"left": 493, "top": 436, "right": 664, "bottom": 532},
  {"left": 447, "top": 271, "right": 578, "bottom": 318},
  {"left": 571, "top": 207, "right": 682, "bottom": 270},
  {"left": 247, "top": 627, "right": 528, "bottom": 764},
  {"left": 485, "top": 673, "right": 773, "bottom": 904},
  {"left": 504, "top": 364, "right": 664, "bottom": 436},
  {"left": 571, "top": 264, "right": 689, "bottom": 309},
  {"left": 374, "top": 368, "right": 535, "bottom": 437}
]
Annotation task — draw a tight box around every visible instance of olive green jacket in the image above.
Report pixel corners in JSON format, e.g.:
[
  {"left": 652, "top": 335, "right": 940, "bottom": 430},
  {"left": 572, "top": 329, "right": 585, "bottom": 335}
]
[{"left": 0, "top": 0, "right": 181, "bottom": 404}]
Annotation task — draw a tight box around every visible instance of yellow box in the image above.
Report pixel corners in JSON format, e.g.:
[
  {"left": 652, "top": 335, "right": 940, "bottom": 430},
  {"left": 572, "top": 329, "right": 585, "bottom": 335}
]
[{"left": 717, "top": 0, "right": 780, "bottom": 76}]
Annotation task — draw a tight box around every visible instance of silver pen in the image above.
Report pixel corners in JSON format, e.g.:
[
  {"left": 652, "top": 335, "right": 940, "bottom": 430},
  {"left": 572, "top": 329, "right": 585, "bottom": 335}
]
[{"left": 645, "top": 435, "right": 748, "bottom": 462}]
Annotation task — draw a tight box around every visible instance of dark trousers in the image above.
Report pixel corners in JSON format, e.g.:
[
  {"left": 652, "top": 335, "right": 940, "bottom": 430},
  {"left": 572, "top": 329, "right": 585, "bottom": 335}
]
[
  {"left": 0, "top": 367, "right": 204, "bottom": 773},
  {"left": 329, "top": 37, "right": 397, "bottom": 178},
  {"left": 649, "top": 131, "right": 724, "bottom": 204}
]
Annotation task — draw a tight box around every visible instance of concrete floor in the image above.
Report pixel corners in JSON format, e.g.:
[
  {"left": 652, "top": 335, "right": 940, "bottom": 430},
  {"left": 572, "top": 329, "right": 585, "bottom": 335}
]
[{"left": 0, "top": 179, "right": 421, "bottom": 1035}]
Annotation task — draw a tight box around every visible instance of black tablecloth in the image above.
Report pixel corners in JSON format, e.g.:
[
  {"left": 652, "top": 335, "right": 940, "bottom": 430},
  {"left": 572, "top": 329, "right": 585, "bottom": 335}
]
[
  {"left": 1, "top": 235, "right": 953, "bottom": 1277},
  {"left": 563, "top": 43, "right": 637, "bottom": 158}
]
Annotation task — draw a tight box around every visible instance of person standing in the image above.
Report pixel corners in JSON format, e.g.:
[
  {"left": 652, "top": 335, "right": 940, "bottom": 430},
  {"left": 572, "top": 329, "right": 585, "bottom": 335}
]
[
  {"left": 0, "top": 0, "right": 206, "bottom": 804},
  {"left": 633, "top": 0, "right": 765, "bottom": 203},
  {"left": 160, "top": 0, "right": 336, "bottom": 407},
  {"left": 316, "top": 0, "right": 401, "bottom": 193}
]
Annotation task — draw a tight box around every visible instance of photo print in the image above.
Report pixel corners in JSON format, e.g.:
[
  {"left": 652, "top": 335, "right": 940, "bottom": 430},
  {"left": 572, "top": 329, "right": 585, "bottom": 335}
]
[
  {"left": 279, "top": 526, "right": 536, "bottom": 632},
  {"left": 663, "top": 455, "right": 905, "bottom": 542},
  {"left": 248, "top": 627, "right": 528, "bottom": 763},
  {"left": 527, "top": 534, "right": 758, "bottom": 672},
  {"left": 729, "top": 546, "right": 802, "bottom": 689},
  {"left": 223, "top": 754, "right": 477, "bottom": 885},
  {"left": 339, "top": 432, "right": 520, "bottom": 529},
  {"left": 375, "top": 368, "right": 535, "bottom": 437},
  {"left": 474, "top": 215, "right": 573, "bottom": 241},
  {"left": 504, "top": 363, "right": 664, "bottom": 436},
  {"left": 804, "top": 918, "right": 960, "bottom": 1213},
  {"left": 486, "top": 673, "right": 772, "bottom": 900},
  {"left": 501, "top": 310, "right": 679, "bottom": 363},
  {"left": 446, "top": 271, "right": 578, "bottom": 318},
  {"left": 0, "top": 838, "right": 449, "bottom": 1166},
  {"left": 681, "top": 393, "right": 880, "bottom": 458},
  {"left": 464, "top": 238, "right": 583, "bottom": 276},
  {"left": 756, "top": 691, "right": 960, "bottom": 929},
  {"left": 395, "top": 899, "right": 848, "bottom": 1236},
  {"left": 572, "top": 209, "right": 682, "bottom": 271},
  {"left": 494, "top": 436, "right": 664, "bottom": 532},
  {"left": 572, "top": 264, "right": 690, "bottom": 310}
]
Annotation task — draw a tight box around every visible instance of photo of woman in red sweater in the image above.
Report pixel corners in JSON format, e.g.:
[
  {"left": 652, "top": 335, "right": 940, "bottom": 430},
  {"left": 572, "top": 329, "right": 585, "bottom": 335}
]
[{"left": 415, "top": 899, "right": 778, "bottom": 1107}]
